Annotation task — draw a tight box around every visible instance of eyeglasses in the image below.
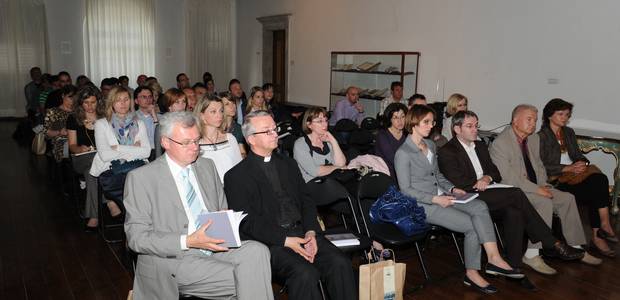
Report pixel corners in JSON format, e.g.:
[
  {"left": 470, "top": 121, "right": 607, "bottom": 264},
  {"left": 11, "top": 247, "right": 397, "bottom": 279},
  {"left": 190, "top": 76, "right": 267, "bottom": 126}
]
[
  {"left": 312, "top": 118, "right": 328, "bottom": 124},
  {"left": 421, "top": 120, "right": 436, "bottom": 126},
  {"left": 167, "top": 137, "right": 201, "bottom": 147},
  {"left": 251, "top": 128, "right": 278, "bottom": 136},
  {"left": 461, "top": 124, "right": 480, "bottom": 129}
]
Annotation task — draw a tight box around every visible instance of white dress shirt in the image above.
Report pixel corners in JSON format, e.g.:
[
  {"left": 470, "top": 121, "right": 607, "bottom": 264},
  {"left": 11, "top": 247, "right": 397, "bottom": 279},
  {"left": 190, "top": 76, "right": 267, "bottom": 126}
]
[
  {"left": 165, "top": 154, "right": 208, "bottom": 250},
  {"left": 459, "top": 139, "right": 484, "bottom": 180}
]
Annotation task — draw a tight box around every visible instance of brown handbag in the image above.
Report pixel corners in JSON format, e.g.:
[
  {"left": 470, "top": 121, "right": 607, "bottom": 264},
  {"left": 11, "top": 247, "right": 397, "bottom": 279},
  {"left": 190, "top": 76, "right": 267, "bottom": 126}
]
[{"left": 557, "top": 164, "right": 601, "bottom": 185}]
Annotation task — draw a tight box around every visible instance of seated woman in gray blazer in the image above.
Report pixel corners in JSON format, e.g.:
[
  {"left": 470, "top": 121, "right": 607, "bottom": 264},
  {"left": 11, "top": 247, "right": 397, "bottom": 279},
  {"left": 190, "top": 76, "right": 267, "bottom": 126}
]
[{"left": 394, "top": 105, "right": 522, "bottom": 294}]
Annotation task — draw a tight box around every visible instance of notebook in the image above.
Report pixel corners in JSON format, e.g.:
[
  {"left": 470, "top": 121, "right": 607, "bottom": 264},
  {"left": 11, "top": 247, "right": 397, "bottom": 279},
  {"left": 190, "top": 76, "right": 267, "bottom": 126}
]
[
  {"left": 325, "top": 233, "right": 360, "bottom": 247},
  {"left": 197, "top": 210, "right": 247, "bottom": 248},
  {"left": 448, "top": 192, "right": 479, "bottom": 204}
]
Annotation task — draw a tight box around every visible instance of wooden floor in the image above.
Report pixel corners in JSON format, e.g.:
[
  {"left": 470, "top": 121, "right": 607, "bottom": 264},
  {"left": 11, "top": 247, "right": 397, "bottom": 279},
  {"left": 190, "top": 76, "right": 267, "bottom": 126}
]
[{"left": 1, "top": 120, "right": 619, "bottom": 300}]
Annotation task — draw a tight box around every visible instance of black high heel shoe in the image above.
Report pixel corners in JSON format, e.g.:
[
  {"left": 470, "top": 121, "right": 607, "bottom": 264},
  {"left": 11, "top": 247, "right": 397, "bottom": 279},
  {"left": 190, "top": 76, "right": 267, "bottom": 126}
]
[
  {"left": 597, "top": 229, "right": 619, "bottom": 243},
  {"left": 463, "top": 276, "right": 498, "bottom": 294}
]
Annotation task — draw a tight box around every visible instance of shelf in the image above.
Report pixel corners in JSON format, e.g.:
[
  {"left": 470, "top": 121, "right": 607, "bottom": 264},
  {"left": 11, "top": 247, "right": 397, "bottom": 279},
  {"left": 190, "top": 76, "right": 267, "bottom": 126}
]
[
  {"left": 330, "top": 93, "right": 385, "bottom": 101},
  {"left": 331, "top": 69, "right": 415, "bottom": 76}
]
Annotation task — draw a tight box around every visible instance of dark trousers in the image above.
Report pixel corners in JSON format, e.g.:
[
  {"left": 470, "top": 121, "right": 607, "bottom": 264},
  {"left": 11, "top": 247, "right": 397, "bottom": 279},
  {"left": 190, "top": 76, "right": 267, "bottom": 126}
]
[
  {"left": 557, "top": 173, "right": 609, "bottom": 228},
  {"left": 270, "top": 235, "right": 357, "bottom": 300},
  {"left": 478, "top": 188, "right": 556, "bottom": 267}
]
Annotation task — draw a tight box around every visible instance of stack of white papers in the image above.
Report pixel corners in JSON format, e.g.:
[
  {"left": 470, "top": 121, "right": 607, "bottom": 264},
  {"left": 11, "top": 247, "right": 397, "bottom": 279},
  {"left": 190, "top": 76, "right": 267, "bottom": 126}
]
[{"left": 197, "top": 210, "right": 247, "bottom": 248}]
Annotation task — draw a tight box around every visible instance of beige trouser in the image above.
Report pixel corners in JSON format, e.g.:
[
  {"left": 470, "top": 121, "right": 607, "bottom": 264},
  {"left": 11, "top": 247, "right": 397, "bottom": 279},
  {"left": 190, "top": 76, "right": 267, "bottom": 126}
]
[{"left": 526, "top": 188, "right": 587, "bottom": 248}]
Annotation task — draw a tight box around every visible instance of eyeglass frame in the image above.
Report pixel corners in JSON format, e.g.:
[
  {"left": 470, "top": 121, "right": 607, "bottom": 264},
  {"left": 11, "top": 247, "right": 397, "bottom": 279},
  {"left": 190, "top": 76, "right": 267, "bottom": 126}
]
[
  {"left": 166, "top": 136, "right": 201, "bottom": 147},
  {"left": 251, "top": 127, "right": 279, "bottom": 136}
]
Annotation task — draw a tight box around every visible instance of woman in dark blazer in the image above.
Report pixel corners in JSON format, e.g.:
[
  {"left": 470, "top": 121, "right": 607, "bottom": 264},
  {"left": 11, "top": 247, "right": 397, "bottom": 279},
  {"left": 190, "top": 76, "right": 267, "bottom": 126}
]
[
  {"left": 394, "top": 105, "right": 521, "bottom": 294},
  {"left": 374, "top": 102, "right": 407, "bottom": 180},
  {"left": 539, "top": 98, "right": 617, "bottom": 257}
]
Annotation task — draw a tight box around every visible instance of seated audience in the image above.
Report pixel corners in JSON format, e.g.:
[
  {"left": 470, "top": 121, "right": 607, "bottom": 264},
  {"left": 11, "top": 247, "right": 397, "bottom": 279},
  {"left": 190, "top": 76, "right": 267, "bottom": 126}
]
[
  {"left": 489, "top": 104, "right": 601, "bottom": 272},
  {"left": 379, "top": 81, "right": 404, "bottom": 114},
  {"left": 100, "top": 77, "right": 117, "bottom": 100},
  {"left": 124, "top": 111, "right": 273, "bottom": 300},
  {"left": 374, "top": 102, "right": 407, "bottom": 179},
  {"left": 90, "top": 86, "right": 150, "bottom": 216},
  {"left": 146, "top": 80, "right": 164, "bottom": 113},
  {"left": 176, "top": 73, "right": 190, "bottom": 89},
  {"left": 263, "top": 82, "right": 296, "bottom": 123},
  {"left": 136, "top": 74, "right": 147, "bottom": 87},
  {"left": 294, "top": 107, "right": 347, "bottom": 182},
  {"left": 442, "top": 93, "right": 468, "bottom": 139},
  {"left": 119, "top": 75, "right": 133, "bottom": 95},
  {"left": 224, "top": 110, "right": 357, "bottom": 300},
  {"left": 183, "top": 87, "right": 198, "bottom": 112},
  {"left": 133, "top": 86, "right": 158, "bottom": 159},
  {"left": 221, "top": 92, "right": 246, "bottom": 157},
  {"left": 438, "top": 110, "right": 584, "bottom": 289},
  {"left": 154, "top": 88, "right": 187, "bottom": 157},
  {"left": 395, "top": 104, "right": 520, "bottom": 294},
  {"left": 407, "top": 93, "right": 427, "bottom": 108},
  {"left": 329, "top": 86, "right": 364, "bottom": 126},
  {"left": 24, "top": 67, "right": 43, "bottom": 122},
  {"left": 228, "top": 79, "right": 247, "bottom": 125},
  {"left": 45, "top": 71, "right": 73, "bottom": 109},
  {"left": 539, "top": 98, "right": 617, "bottom": 257},
  {"left": 75, "top": 75, "right": 91, "bottom": 89},
  {"left": 244, "top": 86, "right": 267, "bottom": 117},
  {"left": 193, "top": 82, "right": 208, "bottom": 100},
  {"left": 194, "top": 95, "right": 242, "bottom": 182},
  {"left": 67, "top": 85, "right": 104, "bottom": 230},
  {"left": 44, "top": 84, "right": 77, "bottom": 162},
  {"left": 39, "top": 74, "right": 59, "bottom": 112}
]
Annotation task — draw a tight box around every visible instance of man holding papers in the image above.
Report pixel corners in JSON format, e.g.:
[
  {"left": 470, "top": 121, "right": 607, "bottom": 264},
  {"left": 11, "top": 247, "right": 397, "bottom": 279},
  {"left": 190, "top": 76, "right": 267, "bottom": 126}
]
[
  {"left": 438, "top": 110, "right": 583, "bottom": 290},
  {"left": 124, "top": 111, "right": 273, "bottom": 300},
  {"left": 224, "top": 111, "right": 357, "bottom": 300}
]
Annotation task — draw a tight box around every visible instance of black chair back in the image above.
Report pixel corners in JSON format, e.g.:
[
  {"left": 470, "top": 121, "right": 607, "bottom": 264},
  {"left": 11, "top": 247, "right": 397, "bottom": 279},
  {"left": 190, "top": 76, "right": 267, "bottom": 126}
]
[
  {"left": 306, "top": 177, "right": 361, "bottom": 233},
  {"left": 361, "top": 117, "right": 379, "bottom": 130}
]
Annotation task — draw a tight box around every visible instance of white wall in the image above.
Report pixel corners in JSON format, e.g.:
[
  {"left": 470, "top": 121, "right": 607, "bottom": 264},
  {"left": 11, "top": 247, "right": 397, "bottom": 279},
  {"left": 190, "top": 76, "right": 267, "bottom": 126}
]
[
  {"left": 44, "top": 0, "right": 186, "bottom": 88},
  {"left": 236, "top": 0, "right": 620, "bottom": 131}
]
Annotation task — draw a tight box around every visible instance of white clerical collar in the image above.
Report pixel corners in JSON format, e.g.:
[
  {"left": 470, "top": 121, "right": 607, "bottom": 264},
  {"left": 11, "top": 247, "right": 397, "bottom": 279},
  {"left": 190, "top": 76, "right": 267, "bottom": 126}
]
[{"left": 264, "top": 155, "right": 271, "bottom": 162}]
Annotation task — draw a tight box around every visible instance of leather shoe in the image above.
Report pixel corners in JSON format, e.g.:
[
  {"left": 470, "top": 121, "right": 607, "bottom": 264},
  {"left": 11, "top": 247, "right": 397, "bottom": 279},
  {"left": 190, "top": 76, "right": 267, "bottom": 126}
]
[
  {"left": 590, "top": 241, "right": 616, "bottom": 258},
  {"left": 508, "top": 276, "right": 538, "bottom": 292},
  {"left": 522, "top": 255, "right": 557, "bottom": 275},
  {"left": 485, "top": 263, "right": 524, "bottom": 279},
  {"left": 597, "top": 229, "right": 620, "bottom": 243},
  {"left": 463, "top": 276, "right": 498, "bottom": 294},
  {"left": 553, "top": 241, "right": 585, "bottom": 261}
]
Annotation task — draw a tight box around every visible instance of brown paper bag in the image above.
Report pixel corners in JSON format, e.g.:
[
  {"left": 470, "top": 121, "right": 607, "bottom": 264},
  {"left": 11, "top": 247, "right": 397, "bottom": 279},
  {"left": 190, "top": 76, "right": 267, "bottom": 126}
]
[{"left": 359, "top": 259, "right": 406, "bottom": 300}]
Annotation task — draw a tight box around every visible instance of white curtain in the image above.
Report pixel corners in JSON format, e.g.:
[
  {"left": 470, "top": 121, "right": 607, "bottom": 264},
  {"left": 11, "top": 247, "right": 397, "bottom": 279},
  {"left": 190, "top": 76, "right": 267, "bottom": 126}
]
[
  {"left": 84, "top": 0, "right": 155, "bottom": 87},
  {"left": 0, "top": 0, "right": 48, "bottom": 117},
  {"left": 186, "top": 0, "right": 232, "bottom": 90}
]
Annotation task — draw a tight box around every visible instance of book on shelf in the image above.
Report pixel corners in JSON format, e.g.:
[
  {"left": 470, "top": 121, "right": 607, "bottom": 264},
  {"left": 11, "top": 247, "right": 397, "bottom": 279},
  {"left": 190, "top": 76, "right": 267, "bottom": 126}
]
[
  {"left": 356, "top": 61, "right": 381, "bottom": 72},
  {"left": 325, "top": 233, "right": 360, "bottom": 247},
  {"left": 197, "top": 210, "right": 247, "bottom": 248}
]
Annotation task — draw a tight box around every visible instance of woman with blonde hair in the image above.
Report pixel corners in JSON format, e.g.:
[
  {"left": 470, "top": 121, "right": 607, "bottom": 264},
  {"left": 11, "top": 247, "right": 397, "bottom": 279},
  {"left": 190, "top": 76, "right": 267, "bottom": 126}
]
[
  {"left": 244, "top": 86, "right": 267, "bottom": 116},
  {"left": 90, "top": 86, "right": 150, "bottom": 216},
  {"left": 194, "top": 94, "right": 242, "bottom": 182},
  {"left": 442, "top": 93, "right": 468, "bottom": 139}
]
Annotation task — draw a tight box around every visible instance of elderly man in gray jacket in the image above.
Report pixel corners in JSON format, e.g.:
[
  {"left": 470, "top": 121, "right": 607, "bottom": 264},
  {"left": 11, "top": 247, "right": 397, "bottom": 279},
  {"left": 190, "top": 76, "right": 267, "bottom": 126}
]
[{"left": 489, "top": 104, "right": 601, "bottom": 275}]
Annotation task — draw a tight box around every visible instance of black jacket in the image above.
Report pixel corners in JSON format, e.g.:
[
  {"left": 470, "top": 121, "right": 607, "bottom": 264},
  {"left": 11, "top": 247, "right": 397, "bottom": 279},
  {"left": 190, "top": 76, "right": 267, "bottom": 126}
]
[
  {"left": 538, "top": 126, "right": 588, "bottom": 177},
  {"left": 224, "top": 151, "right": 321, "bottom": 247},
  {"left": 438, "top": 138, "right": 502, "bottom": 191}
]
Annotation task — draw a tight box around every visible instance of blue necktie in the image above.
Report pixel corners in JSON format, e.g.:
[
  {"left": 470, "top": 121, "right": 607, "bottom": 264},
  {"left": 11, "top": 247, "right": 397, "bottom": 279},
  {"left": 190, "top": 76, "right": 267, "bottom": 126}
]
[{"left": 181, "top": 168, "right": 212, "bottom": 256}]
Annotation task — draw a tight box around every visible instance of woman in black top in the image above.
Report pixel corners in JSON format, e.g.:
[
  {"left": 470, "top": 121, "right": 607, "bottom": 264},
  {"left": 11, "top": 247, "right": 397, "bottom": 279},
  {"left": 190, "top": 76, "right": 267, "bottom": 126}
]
[
  {"left": 67, "top": 86, "right": 104, "bottom": 230},
  {"left": 538, "top": 98, "right": 617, "bottom": 257}
]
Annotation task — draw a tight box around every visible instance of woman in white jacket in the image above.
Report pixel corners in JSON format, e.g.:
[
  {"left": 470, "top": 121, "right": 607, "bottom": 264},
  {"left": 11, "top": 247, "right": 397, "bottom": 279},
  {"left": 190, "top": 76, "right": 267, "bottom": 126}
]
[{"left": 90, "top": 86, "right": 150, "bottom": 216}]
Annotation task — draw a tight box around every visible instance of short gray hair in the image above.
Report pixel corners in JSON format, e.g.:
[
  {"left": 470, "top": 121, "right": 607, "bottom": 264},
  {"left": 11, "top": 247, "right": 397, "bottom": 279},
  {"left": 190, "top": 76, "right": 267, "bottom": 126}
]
[
  {"left": 241, "top": 110, "right": 273, "bottom": 138},
  {"left": 511, "top": 104, "right": 538, "bottom": 122},
  {"left": 159, "top": 111, "right": 198, "bottom": 138}
]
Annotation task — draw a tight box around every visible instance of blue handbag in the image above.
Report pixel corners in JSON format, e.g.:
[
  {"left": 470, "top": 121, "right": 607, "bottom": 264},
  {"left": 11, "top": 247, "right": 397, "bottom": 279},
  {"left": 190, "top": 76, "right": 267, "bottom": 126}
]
[
  {"left": 99, "top": 159, "right": 146, "bottom": 201},
  {"left": 369, "top": 185, "right": 429, "bottom": 236}
]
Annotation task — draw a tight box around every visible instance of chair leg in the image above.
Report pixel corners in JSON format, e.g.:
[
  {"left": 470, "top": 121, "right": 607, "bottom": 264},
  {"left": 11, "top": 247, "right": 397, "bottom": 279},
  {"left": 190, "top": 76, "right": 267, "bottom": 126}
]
[
  {"left": 415, "top": 242, "right": 431, "bottom": 281},
  {"left": 318, "top": 280, "right": 327, "bottom": 300},
  {"left": 493, "top": 222, "right": 504, "bottom": 251},
  {"left": 451, "top": 233, "right": 465, "bottom": 266}
]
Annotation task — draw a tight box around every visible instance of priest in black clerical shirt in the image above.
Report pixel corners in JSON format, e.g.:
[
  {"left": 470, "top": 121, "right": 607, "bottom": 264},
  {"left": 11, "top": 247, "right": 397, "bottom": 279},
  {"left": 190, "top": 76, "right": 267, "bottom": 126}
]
[{"left": 224, "top": 110, "right": 356, "bottom": 300}]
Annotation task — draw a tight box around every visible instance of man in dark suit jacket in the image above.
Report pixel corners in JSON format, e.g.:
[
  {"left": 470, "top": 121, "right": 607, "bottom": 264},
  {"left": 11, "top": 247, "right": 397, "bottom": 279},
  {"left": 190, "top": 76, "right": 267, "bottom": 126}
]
[
  {"left": 438, "top": 111, "right": 583, "bottom": 286},
  {"left": 224, "top": 110, "right": 357, "bottom": 300}
]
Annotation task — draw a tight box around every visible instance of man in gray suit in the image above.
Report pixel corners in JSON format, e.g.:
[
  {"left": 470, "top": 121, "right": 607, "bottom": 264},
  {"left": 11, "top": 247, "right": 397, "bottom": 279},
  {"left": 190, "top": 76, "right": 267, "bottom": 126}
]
[
  {"left": 124, "top": 111, "right": 273, "bottom": 300},
  {"left": 489, "top": 104, "right": 601, "bottom": 275}
]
